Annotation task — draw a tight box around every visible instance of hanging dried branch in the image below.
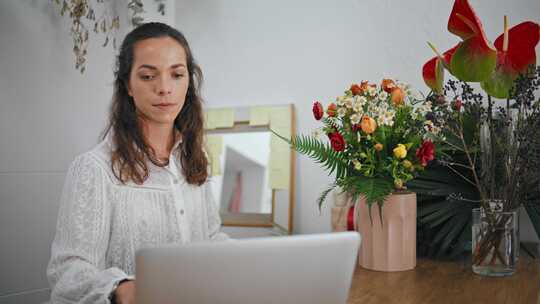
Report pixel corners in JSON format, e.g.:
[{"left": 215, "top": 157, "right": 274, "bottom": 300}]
[{"left": 52, "top": 0, "right": 167, "bottom": 73}]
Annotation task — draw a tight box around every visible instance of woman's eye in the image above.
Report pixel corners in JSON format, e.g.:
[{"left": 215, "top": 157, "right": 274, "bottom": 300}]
[
  {"left": 140, "top": 75, "right": 154, "bottom": 80},
  {"left": 173, "top": 73, "right": 185, "bottom": 79}
]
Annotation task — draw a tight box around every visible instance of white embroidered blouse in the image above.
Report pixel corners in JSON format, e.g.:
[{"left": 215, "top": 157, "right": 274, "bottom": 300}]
[{"left": 46, "top": 135, "right": 228, "bottom": 303}]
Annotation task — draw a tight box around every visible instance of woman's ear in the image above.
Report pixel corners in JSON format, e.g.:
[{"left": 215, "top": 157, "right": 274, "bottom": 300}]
[{"left": 126, "top": 80, "right": 133, "bottom": 97}]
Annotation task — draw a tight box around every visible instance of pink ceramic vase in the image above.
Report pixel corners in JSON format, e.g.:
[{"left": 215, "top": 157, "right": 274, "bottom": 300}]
[{"left": 357, "top": 192, "right": 417, "bottom": 271}]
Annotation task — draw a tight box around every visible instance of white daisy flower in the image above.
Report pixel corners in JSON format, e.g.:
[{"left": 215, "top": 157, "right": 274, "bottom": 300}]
[
  {"left": 344, "top": 97, "right": 354, "bottom": 109},
  {"left": 337, "top": 107, "right": 347, "bottom": 118},
  {"left": 368, "top": 87, "right": 377, "bottom": 97},
  {"left": 356, "top": 96, "right": 368, "bottom": 106},
  {"left": 368, "top": 104, "right": 379, "bottom": 115},
  {"left": 336, "top": 96, "right": 345, "bottom": 107},
  {"left": 353, "top": 99, "right": 364, "bottom": 113},
  {"left": 311, "top": 128, "right": 323, "bottom": 139},
  {"left": 376, "top": 110, "right": 394, "bottom": 127},
  {"left": 376, "top": 116, "right": 385, "bottom": 126},
  {"left": 350, "top": 113, "right": 361, "bottom": 125},
  {"left": 382, "top": 111, "right": 395, "bottom": 126},
  {"left": 378, "top": 91, "right": 388, "bottom": 101},
  {"left": 410, "top": 110, "right": 419, "bottom": 120}
]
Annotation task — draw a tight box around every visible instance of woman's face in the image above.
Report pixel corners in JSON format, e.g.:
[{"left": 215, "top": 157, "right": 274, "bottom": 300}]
[{"left": 127, "top": 37, "right": 189, "bottom": 127}]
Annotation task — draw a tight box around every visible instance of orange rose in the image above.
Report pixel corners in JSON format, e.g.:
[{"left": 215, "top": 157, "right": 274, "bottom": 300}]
[
  {"left": 360, "top": 81, "right": 369, "bottom": 92},
  {"left": 360, "top": 115, "right": 377, "bottom": 134},
  {"left": 350, "top": 84, "right": 362, "bottom": 96},
  {"left": 381, "top": 79, "right": 396, "bottom": 93},
  {"left": 326, "top": 103, "right": 337, "bottom": 117},
  {"left": 391, "top": 87, "right": 405, "bottom": 106}
]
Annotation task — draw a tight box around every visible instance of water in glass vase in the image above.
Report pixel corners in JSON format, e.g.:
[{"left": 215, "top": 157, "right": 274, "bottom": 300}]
[{"left": 471, "top": 207, "right": 519, "bottom": 277}]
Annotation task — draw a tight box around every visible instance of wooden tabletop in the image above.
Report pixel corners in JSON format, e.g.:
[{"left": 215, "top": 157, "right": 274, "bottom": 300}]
[{"left": 347, "top": 255, "right": 540, "bottom": 304}]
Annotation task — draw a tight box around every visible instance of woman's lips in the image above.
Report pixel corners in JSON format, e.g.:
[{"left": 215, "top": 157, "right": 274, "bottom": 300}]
[{"left": 153, "top": 103, "right": 176, "bottom": 109}]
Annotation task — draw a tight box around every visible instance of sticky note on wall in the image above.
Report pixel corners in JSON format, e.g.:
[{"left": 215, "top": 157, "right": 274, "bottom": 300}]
[
  {"left": 249, "top": 106, "right": 271, "bottom": 126},
  {"left": 206, "top": 135, "right": 223, "bottom": 176},
  {"left": 268, "top": 105, "right": 292, "bottom": 189},
  {"left": 210, "top": 155, "right": 221, "bottom": 176},
  {"left": 269, "top": 106, "right": 292, "bottom": 139},
  {"left": 205, "top": 108, "right": 235, "bottom": 130},
  {"left": 269, "top": 151, "right": 291, "bottom": 189}
]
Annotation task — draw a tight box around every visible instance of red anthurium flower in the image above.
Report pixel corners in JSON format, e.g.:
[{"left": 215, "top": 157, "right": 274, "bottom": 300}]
[
  {"left": 312, "top": 101, "right": 324, "bottom": 120},
  {"left": 422, "top": 44, "right": 459, "bottom": 93},
  {"left": 328, "top": 131, "right": 346, "bottom": 152},
  {"left": 481, "top": 20, "right": 540, "bottom": 98},
  {"left": 448, "top": 0, "right": 485, "bottom": 40},
  {"left": 416, "top": 140, "right": 435, "bottom": 167},
  {"left": 447, "top": 0, "right": 497, "bottom": 82},
  {"left": 423, "top": 57, "right": 445, "bottom": 94}
]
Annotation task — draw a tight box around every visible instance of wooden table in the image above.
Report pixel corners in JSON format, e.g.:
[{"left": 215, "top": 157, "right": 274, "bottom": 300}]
[{"left": 347, "top": 255, "right": 540, "bottom": 304}]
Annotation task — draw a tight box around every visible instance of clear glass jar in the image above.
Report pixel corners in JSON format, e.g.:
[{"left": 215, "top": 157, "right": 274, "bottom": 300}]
[{"left": 471, "top": 205, "right": 519, "bottom": 277}]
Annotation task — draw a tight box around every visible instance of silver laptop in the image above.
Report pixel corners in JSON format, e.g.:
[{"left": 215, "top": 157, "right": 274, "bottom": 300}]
[{"left": 135, "top": 232, "right": 360, "bottom": 304}]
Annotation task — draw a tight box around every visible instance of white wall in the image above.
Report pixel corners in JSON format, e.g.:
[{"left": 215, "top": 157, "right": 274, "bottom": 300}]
[
  {"left": 0, "top": 1, "right": 131, "bottom": 302},
  {"left": 174, "top": 0, "right": 540, "bottom": 234},
  {"left": 0, "top": 0, "right": 539, "bottom": 303}
]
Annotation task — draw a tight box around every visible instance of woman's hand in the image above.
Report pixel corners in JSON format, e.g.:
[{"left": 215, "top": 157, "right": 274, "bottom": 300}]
[{"left": 114, "top": 280, "right": 135, "bottom": 304}]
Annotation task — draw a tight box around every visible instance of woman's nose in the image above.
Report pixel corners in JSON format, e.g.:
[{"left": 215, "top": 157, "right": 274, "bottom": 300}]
[{"left": 156, "top": 77, "right": 172, "bottom": 96}]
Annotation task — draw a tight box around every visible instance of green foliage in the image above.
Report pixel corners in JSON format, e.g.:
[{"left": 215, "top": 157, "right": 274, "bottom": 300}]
[
  {"left": 273, "top": 131, "right": 349, "bottom": 180},
  {"left": 408, "top": 162, "right": 480, "bottom": 258},
  {"left": 316, "top": 184, "right": 338, "bottom": 211},
  {"left": 339, "top": 175, "right": 395, "bottom": 224}
]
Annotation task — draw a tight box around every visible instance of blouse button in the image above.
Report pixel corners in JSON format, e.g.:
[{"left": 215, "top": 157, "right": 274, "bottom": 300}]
[
  {"left": 173, "top": 179, "right": 179, "bottom": 184},
  {"left": 180, "top": 209, "right": 185, "bottom": 215}
]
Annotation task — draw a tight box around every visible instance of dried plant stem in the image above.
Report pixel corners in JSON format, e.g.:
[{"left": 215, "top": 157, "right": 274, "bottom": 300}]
[
  {"left": 472, "top": 213, "right": 513, "bottom": 267},
  {"left": 487, "top": 95, "right": 496, "bottom": 198},
  {"left": 445, "top": 163, "right": 476, "bottom": 187}
]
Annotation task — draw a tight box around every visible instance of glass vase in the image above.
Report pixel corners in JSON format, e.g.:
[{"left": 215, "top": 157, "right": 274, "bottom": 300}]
[{"left": 471, "top": 206, "right": 519, "bottom": 277}]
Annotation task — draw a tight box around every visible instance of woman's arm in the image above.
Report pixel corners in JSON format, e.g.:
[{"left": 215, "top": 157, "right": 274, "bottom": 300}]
[
  {"left": 47, "top": 154, "right": 131, "bottom": 303},
  {"left": 204, "top": 182, "right": 229, "bottom": 241}
]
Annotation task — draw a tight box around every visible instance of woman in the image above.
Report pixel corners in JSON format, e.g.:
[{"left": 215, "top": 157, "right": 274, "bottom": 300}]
[{"left": 47, "top": 22, "right": 227, "bottom": 304}]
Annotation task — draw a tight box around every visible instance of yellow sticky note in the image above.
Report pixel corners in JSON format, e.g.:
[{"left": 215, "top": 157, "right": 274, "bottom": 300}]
[
  {"left": 269, "top": 106, "right": 292, "bottom": 139},
  {"left": 269, "top": 165, "right": 290, "bottom": 189},
  {"left": 268, "top": 138, "right": 291, "bottom": 189},
  {"left": 270, "top": 134, "right": 290, "bottom": 153},
  {"left": 206, "top": 135, "right": 223, "bottom": 158},
  {"left": 205, "top": 111, "right": 216, "bottom": 130},
  {"left": 249, "top": 106, "right": 271, "bottom": 126},
  {"left": 215, "top": 108, "right": 235, "bottom": 128},
  {"left": 211, "top": 155, "right": 222, "bottom": 176},
  {"left": 205, "top": 108, "right": 234, "bottom": 129},
  {"left": 269, "top": 148, "right": 290, "bottom": 169}
]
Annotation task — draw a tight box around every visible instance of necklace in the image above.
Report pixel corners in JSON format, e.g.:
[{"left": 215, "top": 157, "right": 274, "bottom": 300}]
[{"left": 149, "top": 154, "right": 170, "bottom": 167}]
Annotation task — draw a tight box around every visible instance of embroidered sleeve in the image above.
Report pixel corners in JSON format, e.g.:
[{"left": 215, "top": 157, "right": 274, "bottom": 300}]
[
  {"left": 47, "top": 154, "right": 130, "bottom": 303},
  {"left": 204, "top": 182, "right": 229, "bottom": 241}
]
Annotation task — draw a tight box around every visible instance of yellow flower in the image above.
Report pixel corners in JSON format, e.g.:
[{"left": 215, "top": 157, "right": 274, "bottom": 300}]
[
  {"left": 374, "top": 143, "right": 384, "bottom": 152},
  {"left": 394, "top": 178, "right": 404, "bottom": 189},
  {"left": 352, "top": 159, "right": 362, "bottom": 171},
  {"left": 402, "top": 159, "right": 412, "bottom": 168},
  {"left": 393, "top": 144, "right": 407, "bottom": 159}
]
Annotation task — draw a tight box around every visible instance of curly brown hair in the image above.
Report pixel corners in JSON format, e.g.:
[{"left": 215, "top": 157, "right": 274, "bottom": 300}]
[{"left": 103, "top": 22, "right": 208, "bottom": 186}]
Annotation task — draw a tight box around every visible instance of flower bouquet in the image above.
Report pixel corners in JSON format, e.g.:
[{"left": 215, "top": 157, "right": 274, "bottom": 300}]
[
  {"left": 418, "top": 0, "right": 540, "bottom": 275},
  {"left": 274, "top": 78, "right": 441, "bottom": 270}
]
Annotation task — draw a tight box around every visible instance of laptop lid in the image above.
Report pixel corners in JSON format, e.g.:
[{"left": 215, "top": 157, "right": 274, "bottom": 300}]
[{"left": 135, "top": 232, "right": 360, "bottom": 304}]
